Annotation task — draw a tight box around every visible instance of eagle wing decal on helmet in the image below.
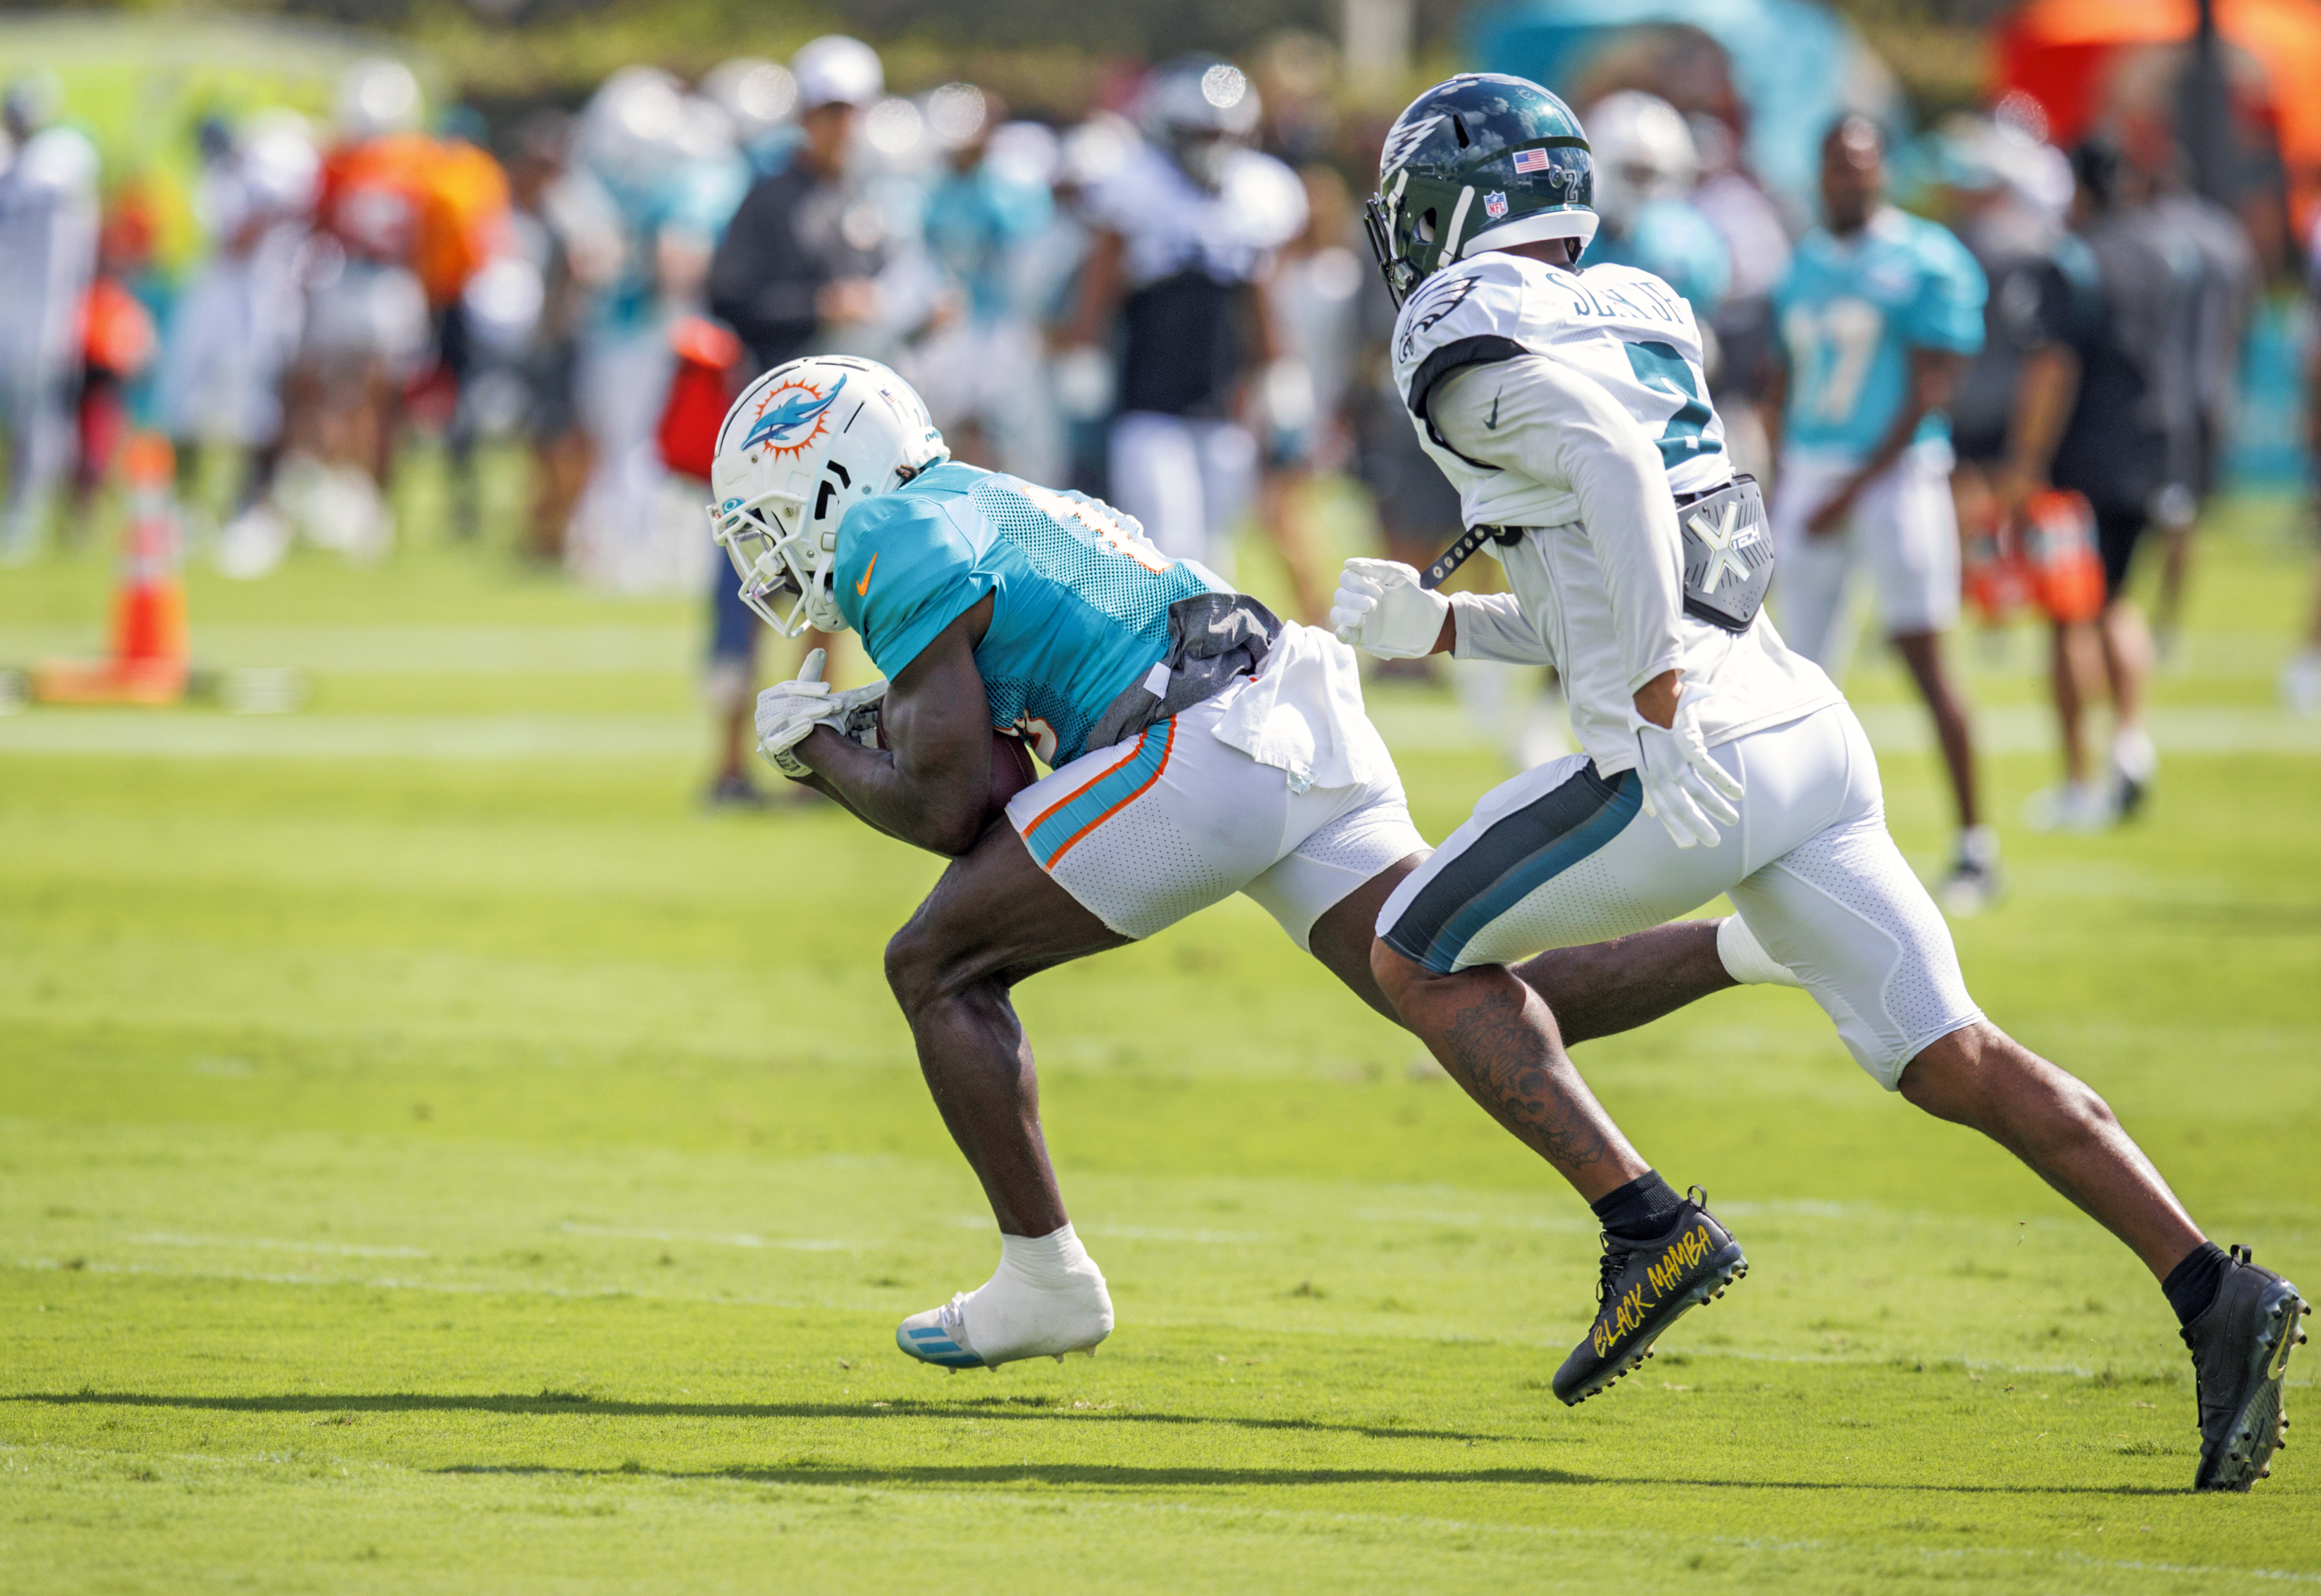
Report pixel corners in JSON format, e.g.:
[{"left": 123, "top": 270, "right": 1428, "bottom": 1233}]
[
  {"left": 1378, "top": 112, "right": 1443, "bottom": 180},
  {"left": 743, "top": 375, "right": 846, "bottom": 452}
]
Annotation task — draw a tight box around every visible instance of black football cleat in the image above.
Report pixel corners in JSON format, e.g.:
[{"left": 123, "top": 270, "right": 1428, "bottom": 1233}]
[
  {"left": 2185, "top": 1245, "right": 2307, "bottom": 1492},
  {"left": 1553, "top": 1187, "right": 1746, "bottom": 1406}
]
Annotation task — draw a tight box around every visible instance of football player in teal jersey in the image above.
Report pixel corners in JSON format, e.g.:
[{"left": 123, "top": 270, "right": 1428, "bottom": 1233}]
[
  {"left": 709, "top": 354, "right": 1771, "bottom": 1376},
  {"left": 1767, "top": 115, "right": 1998, "bottom": 913}
]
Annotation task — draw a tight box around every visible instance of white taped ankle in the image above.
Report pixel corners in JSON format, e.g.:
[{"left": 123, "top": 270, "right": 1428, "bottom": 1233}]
[
  {"left": 1718, "top": 913, "right": 1803, "bottom": 989},
  {"left": 958, "top": 1225, "right": 1115, "bottom": 1365}
]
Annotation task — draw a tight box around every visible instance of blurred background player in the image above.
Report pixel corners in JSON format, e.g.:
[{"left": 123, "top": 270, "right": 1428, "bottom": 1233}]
[
  {"left": 562, "top": 64, "right": 747, "bottom": 595},
  {"left": 1256, "top": 159, "right": 1365, "bottom": 623},
  {"left": 1940, "top": 108, "right": 2072, "bottom": 642},
  {"left": 700, "top": 35, "right": 884, "bottom": 806},
  {"left": 1062, "top": 55, "right": 1307, "bottom": 589},
  {"left": 1768, "top": 115, "right": 1995, "bottom": 912},
  {"left": 912, "top": 86, "right": 1059, "bottom": 483},
  {"left": 271, "top": 58, "right": 440, "bottom": 568},
  {"left": 1996, "top": 139, "right": 2185, "bottom": 831},
  {"left": 1582, "top": 90, "right": 1731, "bottom": 331},
  {"left": 156, "top": 109, "right": 318, "bottom": 568},
  {"left": 495, "top": 109, "right": 591, "bottom": 564},
  {"left": 2117, "top": 104, "right": 2257, "bottom": 660},
  {"left": 2291, "top": 210, "right": 2321, "bottom": 718},
  {"left": 0, "top": 73, "right": 99, "bottom": 564}
]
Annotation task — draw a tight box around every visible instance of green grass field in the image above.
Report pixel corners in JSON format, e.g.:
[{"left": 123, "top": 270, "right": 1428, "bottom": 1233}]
[{"left": 4, "top": 471, "right": 2319, "bottom": 1592}]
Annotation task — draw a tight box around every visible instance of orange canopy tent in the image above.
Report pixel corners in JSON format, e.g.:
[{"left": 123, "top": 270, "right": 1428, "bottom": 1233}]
[{"left": 1994, "top": 0, "right": 2321, "bottom": 233}]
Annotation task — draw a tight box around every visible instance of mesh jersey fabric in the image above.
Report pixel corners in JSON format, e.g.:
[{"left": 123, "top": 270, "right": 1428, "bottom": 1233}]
[{"left": 831, "top": 461, "right": 1227, "bottom": 766}]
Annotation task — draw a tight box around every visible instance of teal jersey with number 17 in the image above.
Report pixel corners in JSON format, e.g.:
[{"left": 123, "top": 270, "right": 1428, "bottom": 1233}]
[
  {"left": 830, "top": 461, "right": 1228, "bottom": 768},
  {"left": 1772, "top": 205, "right": 1986, "bottom": 459}
]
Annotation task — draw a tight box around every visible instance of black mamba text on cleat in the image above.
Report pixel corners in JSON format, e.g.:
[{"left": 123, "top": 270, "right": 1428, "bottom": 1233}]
[{"left": 1551, "top": 1187, "right": 1746, "bottom": 1407}]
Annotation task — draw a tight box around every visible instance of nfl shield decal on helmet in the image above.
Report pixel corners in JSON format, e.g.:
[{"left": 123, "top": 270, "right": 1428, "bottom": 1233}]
[{"left": 1484, "top": 190, "right": 1509, "bottom": 221}]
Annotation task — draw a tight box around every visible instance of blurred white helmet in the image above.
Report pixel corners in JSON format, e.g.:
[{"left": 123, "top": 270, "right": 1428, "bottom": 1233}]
[
  {"left": 1140, "top": 56, "right": 1261, "bottom": 192},
  {"left": 337, "top": 58, "right": 422, "bottom": 140},
  {"left": 1584, "top": 90, "right": 1699, "bottom": 232},
  {"left": 792, "top": 35, "right": 882, "bottom": 112},
  {"left": 241, "top": 109, "right": 321, "bottom": 212},
  {"left": 1140, "top": 56, "right": 1261, "bottom": 143},
  {"left": 1059, "top": 112, "right": 1137, "bottom": 189},
  {"left": 702, "top": 58, "right": 797, "bottom": 142},
  {"left": 986, "top": 120, "right": 1061, "bottom": 189},
  {"left": 672, "top": 93, "right": 738, "bottom": 162},
  {"left": 578, "top": 66, "right": 687, "bottom": 184},
  {"left": 925, "top": 82, "right": 989, "bottom": 152},
  {"left": 710, "top": 357, "right": 947, "bottom": 637}
]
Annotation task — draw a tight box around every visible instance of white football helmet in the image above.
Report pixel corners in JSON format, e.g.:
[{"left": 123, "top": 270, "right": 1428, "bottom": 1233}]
[
  {"left": 1584, "top": 90, "right": 1700, "bottom": 233},
  {"left": 709, "top": 356, "right": 948, "bottom": 637}
]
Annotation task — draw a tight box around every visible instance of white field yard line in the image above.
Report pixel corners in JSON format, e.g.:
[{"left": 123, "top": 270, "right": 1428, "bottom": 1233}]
[
  {"left": 1366, "top": 699, "right": 2321, "bottom": 757},
  {"left": 2, "top": 620, "right": 2288, "bottom": 680},
  {"left": 0, "top": 713, "right": 698, "bottom": 760},
  {"left": 0, "top": 624, "right": 693, "bottom": 675},
  {"left": 13, "top": 1257, "right": 2300, "bottom": 1385},
  {"left": 557, "top": 1222, "right": 849, "bottom": 1250},
  {"left": 123, "top": 1233, "right": 430, "bottom": 1259},
  {"left": 6, "top": 702, "right": 2319, "bottom": 760},
  {"left": 944, "top": 1215, "right": 1275, "bottom": 1243}
]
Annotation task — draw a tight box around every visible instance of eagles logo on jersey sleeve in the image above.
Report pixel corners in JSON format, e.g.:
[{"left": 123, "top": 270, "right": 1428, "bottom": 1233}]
[
  {"left": 1389, "top": 250, "right": 1732, "bottom": 517},
  {"left": 1390, "top": 255, "right": 1534, "bottom": 424}
]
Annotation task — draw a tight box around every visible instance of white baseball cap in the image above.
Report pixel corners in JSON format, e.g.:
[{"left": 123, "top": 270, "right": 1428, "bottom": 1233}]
[{"left": 791, "top": 35, "right": 882, "bottom": 111}]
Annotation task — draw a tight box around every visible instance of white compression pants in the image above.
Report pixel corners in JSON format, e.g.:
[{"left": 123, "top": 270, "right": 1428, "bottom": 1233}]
[
  {"left": 1377, "top": 702, "right": 1981, "bottom": 1088},
  {"left": 1770, "top": 440, "right": 1962, "bottom": 679},
  {"left": 1106, "top": 412, "right": 1255, "bottom": 583},
  {"left": 1006, "top": 671, "right": 1424, "bottom": 950}
]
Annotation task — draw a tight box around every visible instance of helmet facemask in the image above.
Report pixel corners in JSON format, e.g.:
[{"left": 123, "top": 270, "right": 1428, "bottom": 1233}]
[{"left": 712, "top": 483, "right": 841, "bottom": 639}]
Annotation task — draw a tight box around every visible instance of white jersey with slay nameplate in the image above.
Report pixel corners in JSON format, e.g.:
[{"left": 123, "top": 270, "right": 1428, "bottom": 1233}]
[
  {"left": 1388, "top": 248, "right": 1841, "bottom": 778},
  {"left": 1391, "top": 254, "right": 1728, "bottom": 530}
]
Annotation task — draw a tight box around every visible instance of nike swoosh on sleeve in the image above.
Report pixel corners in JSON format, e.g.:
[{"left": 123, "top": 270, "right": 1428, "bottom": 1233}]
[{"left": 855, "top": 553, "right": 877, "bottom": 596}]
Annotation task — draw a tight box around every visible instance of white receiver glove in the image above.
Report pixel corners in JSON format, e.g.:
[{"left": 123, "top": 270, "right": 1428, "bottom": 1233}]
[
  {"left": 754, "top": 649, "right": 887, "bottom": 778},
  {"left": 1634, "top": 693, "right": 1745, "bottom": 850},
  {"left": 1330, "top": 558, "right": 1449, "bottom": 660}
]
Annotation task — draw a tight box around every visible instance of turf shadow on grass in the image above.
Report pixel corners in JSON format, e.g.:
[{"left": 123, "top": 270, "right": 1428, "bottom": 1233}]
[
  {"left": 2, "top": 1390, "right": 1503, "bottom": 1444},
  {"left": 434, "top": 1462, "right": 2191, "bottom": 1497}
]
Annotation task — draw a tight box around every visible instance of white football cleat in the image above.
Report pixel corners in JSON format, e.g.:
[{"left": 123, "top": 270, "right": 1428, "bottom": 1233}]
[{"left": 896, "top": 1294, "right": 986, "bottom": 1369}]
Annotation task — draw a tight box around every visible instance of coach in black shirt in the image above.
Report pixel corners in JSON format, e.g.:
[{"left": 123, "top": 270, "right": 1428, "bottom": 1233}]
[
  {"left": 1999, "top": 138, "right": 2190, "bottom": 828},
  {"left": 708, "top": 36, "right": 886, "bottom": 378}
]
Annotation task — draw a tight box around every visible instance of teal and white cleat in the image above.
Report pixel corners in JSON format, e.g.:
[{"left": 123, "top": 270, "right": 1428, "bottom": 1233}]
[{"left": 896, "top": 1294, "right": 986, "bottom": 1369}]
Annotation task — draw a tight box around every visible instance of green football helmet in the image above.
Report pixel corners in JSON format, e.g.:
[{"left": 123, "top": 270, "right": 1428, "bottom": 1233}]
[{"left": 1364, "top": 73, "right": 1597, "bottom": 306}]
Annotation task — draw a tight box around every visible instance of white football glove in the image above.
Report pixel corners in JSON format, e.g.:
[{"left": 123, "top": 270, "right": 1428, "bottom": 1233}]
[
  {"left": 1330, "top": 558, "right": 1449, "bottom": 660},
  {"left": 754, "top": 649, "right": 887, "bottom": 778},
  {"left": 1634, "top": 693, "right": 1744, "bottom": 850}
]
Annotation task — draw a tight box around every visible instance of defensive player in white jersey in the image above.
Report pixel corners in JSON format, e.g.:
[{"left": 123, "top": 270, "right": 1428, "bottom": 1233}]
[{"left": 1336, "top": 74, "right": 2302, "bottom": 1487}]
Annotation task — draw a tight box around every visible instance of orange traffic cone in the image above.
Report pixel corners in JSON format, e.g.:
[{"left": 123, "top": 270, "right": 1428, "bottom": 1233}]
[{"left": 32, "top": 433, "right": 190, "bottom": 705}]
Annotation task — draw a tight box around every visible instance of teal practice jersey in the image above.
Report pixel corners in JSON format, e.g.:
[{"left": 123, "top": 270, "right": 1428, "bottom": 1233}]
[
  {"left": 1772, "top": 205, "right": 1986, "bottom": 458},
  {"left": 830, "top": 462, "right": 1228, "bottom": 766}
]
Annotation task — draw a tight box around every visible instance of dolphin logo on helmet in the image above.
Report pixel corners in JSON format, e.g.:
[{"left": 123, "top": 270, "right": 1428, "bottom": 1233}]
[{"left": 742, "top": 375, "right": 846, "bottom": 454}]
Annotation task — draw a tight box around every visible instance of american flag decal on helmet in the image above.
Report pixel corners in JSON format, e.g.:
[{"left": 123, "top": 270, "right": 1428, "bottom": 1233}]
[{"left": 1513, "top": 148, "right": 1551, "bottom": 173}]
